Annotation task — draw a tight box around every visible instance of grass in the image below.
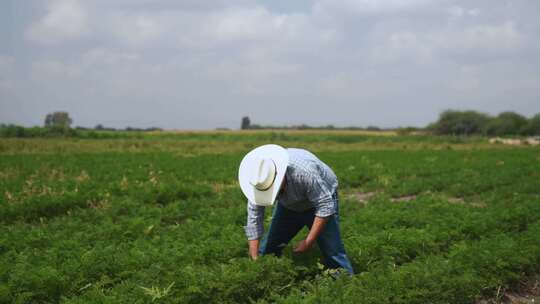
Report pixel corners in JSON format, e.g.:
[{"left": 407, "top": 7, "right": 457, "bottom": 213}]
[{"left": 0, "top": 131, "right": 539, "bottom": 303}]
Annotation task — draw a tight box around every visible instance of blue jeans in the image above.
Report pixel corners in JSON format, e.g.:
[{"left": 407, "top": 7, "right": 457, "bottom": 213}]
[{"left": 259, "top": 192, "right": 354, "bottom": 275}]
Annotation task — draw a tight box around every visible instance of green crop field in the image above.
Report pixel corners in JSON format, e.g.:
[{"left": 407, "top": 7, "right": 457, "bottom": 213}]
[{"left": 1, "top": 131, "right": 539, "bottom": 303}]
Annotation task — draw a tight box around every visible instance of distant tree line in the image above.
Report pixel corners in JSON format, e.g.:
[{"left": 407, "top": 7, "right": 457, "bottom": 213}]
[
  {"left": 240, "top": 111, "right": 540, "bottom": 136},
  {"left": 0, "top": 111, "right": 162, "bottom": 138},
  {"left": 79, "top": 124, "right": 162, "bottom": 132},
  {"left": 239, "top": 116, "right": 396, "bottom": 132},
  {"left": 428, "top": 110, "right": 540, "bottom": 136},
  {"left": 2, "top": 110, "right": 539, "bottom": 139}
]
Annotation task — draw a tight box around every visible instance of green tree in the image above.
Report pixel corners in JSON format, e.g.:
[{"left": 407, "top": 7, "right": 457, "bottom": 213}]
[
  {"left": 484, "top": 111, "right": 528, "bottom": 136},
  {"left": 44, "top": 112, "right": 73, "bottom": 129},
  {"left": 431, "top": 110, "right": 490, "bottom": 135},
  {"left": 521, "top": 113, "right": 540, "bottom": 135},
  {"left": 241, "top": 116, "right": 251, "bottom": 130},
  {"left": 0, "top": 124, "right": 26, "bottom": 137}
]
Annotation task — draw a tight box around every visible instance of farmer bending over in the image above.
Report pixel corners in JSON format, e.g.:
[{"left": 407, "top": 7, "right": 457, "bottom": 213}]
[{"left": 238, "top": 144, "right": 354, "bottom": 275}]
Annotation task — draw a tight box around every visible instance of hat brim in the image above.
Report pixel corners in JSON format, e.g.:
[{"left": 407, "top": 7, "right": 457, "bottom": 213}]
[{"left": 238, "top": 144, "right": 288, "bottom": 206}]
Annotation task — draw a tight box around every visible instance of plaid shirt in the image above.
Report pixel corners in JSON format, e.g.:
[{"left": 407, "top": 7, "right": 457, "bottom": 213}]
[{"left": 244, "top": 148, "right": 338, "bottom": 240}]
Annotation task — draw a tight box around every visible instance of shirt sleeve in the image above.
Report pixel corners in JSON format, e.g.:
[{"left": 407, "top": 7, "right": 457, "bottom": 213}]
[
  {"left": 244, "top": 199, "right": 265, "bottom": 240},
  {"left": 306, "top": 175, "right": 336, "bottom": 218}
]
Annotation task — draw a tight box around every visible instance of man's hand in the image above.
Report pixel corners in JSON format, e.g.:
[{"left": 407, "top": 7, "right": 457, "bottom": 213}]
[
  {"left": 293, "top": 239, "right": 313, "bottom": 253},
  {"left": 248, "top": 239, "right": 260, "bottom": 260},
  {"left": 294, "top": 216, "right": 329, "bottom": 254}
]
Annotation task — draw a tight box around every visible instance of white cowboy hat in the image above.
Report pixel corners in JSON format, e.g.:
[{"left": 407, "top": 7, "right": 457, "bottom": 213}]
[{"left": 238, "top": 144, "right": 289, "bottom": 206}]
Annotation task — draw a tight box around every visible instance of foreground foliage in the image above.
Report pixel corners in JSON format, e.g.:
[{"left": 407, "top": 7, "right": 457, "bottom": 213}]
[{"left": 0, "top": 133, "right": 539, "bottom": 303}]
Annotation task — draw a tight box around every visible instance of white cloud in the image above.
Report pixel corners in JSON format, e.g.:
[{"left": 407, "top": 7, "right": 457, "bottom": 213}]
[
  {"left": 433, "top": 21, "right": 523, "bottom": 52},
  {"left": 449, "top": 65, "right": 481, "bottom": 91},
  {"left": 26, "top": 0, "right": 88, "bottom": 44},
  {"left": 30, "top": 48, "right": 143, "bottom": 98},
  {"left": 369, "top": 31, "right": 433, "bottom": 65},
  {"left": 0, "top": 55, "right": 13, "bottom": 67},
  {"left": 314, "top": 0, "right": 432, "bottom": 16},
  {"left": 448, "top": 6, "right": 479, "bottom": 19},
  {"left": 319, "top": 72, "right": 356, "bottom": 96},
  {"left": 101, "top": 5, "right": 335, "bottom": 52},
  {"left": 0, "top": 55, "right": 15, "bottom": 91},
  {"left": 81, "top": 48, "right": 139, "bottom": 65},
  {"left": 207, "top": 56, "right": 302, "bottom": 95},
  {"left": 212, "top": 7, "right": 287, "bottom": 42},
  {"left": 369, "top": 21, "right": 524, "bottom": 66},
  {"left": 172, "top": 6, "right": 336, "bottom": 51},
  {"left": 109, "top": 13, "right": 165, "bottom": 46},
  {"left": 30, "top": 60, "right": 82, "bottom": 81}
]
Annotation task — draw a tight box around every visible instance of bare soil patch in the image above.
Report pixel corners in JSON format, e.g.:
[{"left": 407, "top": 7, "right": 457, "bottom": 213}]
[
  {"left": 346, "top": 191, "right": 378, "bottom": 205},
  {"left": 391, "top": 195, "right": 417, "bottom": 203},
  {"left": 477, "top": 275, "right": 540, "bottom": 304},
  {"left": 447, "top": 197, "right": 465, "bottom": 204},
  {"left": 345, "top": 190, "right": 487, "bottom": 208}
]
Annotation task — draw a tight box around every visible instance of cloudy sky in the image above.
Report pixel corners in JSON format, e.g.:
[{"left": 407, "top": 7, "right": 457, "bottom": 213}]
[{"left": 1, "top": 0, "right": 539, "bottom": 129}]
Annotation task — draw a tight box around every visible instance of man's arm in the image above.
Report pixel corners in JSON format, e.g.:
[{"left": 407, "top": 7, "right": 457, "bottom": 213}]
[
  {"left": 245, "top": 200, "right": 265, "bottom": 259},
  {"left": 248, "top": 239, "right": 260, "bottom": 260},
  {"left": 294, "top": 216, "right": 328, "bottom": 253},
  {"left": 295, "top": 174, "right": 336, "bottom": 253}
]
